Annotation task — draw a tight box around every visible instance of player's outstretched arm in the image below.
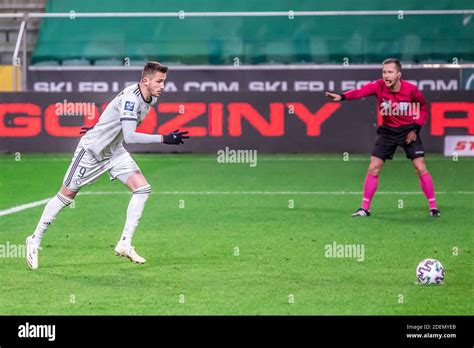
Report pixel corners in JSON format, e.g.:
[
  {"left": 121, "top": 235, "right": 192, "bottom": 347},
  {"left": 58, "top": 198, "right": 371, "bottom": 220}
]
[
  {"left": 121, "top": 120, "right": 189, "bottom": 145},
  {"left": 122, "top": 119, "right": 164, "bottom": 144}
]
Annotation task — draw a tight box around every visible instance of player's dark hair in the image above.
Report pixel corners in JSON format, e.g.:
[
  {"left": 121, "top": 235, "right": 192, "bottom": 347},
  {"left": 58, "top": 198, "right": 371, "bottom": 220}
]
[
  {"left": 382, "top": 58, "right": 402, "bottom": 71},
  {"left": 142, "top": 61, "right": 168, "bottom": 79}
]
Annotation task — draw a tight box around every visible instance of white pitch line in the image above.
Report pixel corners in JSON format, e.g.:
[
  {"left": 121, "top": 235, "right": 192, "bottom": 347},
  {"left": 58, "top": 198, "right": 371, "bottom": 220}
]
[
  {"left": 78, "top": 191, "right": 474, "bottom": 195},
  {"left": 1, "top": 191, "right": 473, "bottom": 217},
  {"left": 0, "top": 198, "right": 52, "bottom": 217}
]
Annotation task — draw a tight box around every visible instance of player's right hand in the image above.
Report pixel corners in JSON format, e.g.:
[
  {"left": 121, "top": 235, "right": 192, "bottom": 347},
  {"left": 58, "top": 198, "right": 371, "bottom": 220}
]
[
  {"left": 325, "top": 92, "right": 342, "bottom": 101},
  {"left": 163, "top": 129, "right": 190, "bottom": 145},
  {"left": 405, "top": 130, "right": 417, "bottom": 144}
]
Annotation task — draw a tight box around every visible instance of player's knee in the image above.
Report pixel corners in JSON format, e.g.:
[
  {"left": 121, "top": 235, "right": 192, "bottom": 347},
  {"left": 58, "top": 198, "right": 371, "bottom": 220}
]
[
  {"left": 368, "top": 165, "right": 381, "bottom": 176},
  {"left": 133, "top": 184, "right": 151, "bottom": 197},
  {"left": 60, "top": 185, "right": 77, "bottom": 200},
  {"left": 415, "top": 166, "right": 427, "bottom": 176},
  {"left": 413, "top": 160, "right": 427, "bottom": 176}
]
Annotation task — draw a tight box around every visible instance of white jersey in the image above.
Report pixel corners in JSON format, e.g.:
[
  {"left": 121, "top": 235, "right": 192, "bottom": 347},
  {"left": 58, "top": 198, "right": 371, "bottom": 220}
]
[{"left": 81, "top": 84, "right": 157, "bottom": 160}]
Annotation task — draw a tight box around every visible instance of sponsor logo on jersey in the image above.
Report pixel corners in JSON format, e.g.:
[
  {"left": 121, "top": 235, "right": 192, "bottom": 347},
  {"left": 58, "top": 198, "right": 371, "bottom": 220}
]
[{"left": 124, "top": 101, "right": 135, "bottom": 112}]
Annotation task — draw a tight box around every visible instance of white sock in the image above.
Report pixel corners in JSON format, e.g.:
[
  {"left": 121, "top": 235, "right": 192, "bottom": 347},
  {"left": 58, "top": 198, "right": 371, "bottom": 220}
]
[
  {"left": 31, "top": 193, "right": 73, "bottom": 246},
  {"left": 118, "top": 185, "right": 151, "bottom": 247}
]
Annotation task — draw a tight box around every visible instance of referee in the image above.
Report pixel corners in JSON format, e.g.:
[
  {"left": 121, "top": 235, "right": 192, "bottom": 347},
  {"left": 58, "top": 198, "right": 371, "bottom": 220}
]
[{"left": 326, "top": 58, "right": 440, "bottom": 217}]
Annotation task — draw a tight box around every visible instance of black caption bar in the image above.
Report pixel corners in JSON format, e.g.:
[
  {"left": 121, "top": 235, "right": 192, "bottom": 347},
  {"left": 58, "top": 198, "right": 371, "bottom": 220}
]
[{"left": 0, "top": 316, "right": 472, "bottom": 346}]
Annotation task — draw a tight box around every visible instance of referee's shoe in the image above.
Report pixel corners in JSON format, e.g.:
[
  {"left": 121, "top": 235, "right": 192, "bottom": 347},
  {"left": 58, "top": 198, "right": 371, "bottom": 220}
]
[
  {"left": 430, "top": 209, "right": 441, "bottom": 217},
  {"left": 351, "top": 208, "right": 371, "bottom": 217}
]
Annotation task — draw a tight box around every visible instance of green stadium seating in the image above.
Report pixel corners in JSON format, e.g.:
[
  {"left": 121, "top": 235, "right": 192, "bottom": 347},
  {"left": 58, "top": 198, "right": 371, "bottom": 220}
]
[{"left": 31, "top": 0, "right": 474, "bottom": 65}]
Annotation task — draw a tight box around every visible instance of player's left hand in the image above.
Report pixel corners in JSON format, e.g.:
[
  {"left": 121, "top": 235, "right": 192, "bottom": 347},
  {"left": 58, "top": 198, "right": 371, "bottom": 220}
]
[
  {"left": 406, "top": 130, "right": 417, "bottom": 144},
  {"left": 163, "top": 129, "right": 190, "bottom": 145}
]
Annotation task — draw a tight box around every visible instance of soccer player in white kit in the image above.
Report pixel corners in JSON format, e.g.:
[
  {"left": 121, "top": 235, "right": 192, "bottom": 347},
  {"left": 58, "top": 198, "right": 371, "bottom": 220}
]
[{"left": 26, "top": 62, "right": 189, "bottom": 269}]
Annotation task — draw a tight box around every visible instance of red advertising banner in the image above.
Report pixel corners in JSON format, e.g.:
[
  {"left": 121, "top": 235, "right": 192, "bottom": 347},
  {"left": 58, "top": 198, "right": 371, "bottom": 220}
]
[{"left": 0, "top": 92, "right": 473, "bottom": 153}]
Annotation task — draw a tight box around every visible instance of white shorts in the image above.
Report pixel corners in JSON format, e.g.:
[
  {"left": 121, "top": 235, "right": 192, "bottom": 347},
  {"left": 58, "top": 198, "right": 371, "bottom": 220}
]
[{"left": 63, "top": 146, "right": 141, "bottom": 192}]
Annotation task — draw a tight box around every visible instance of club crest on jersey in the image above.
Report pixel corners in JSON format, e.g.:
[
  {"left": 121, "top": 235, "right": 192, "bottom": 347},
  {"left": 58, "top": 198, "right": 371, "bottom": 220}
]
[{"left": 124, "top": 101, "right": 135, "bottom": 112}]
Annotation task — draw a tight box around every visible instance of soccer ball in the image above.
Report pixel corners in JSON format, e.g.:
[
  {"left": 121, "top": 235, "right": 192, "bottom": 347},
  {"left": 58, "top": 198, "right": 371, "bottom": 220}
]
[{"left": 416, "top": 258, "right": 445, "bottom": 284}]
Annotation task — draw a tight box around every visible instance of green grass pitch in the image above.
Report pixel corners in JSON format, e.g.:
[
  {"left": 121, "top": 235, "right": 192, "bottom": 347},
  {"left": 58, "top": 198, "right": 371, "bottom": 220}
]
[{"left": 0, "top": 153, "right": 472, "bottom": 315}]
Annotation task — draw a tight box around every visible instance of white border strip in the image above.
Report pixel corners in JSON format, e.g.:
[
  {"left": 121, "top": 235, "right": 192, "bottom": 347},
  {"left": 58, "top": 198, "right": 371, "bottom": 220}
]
[
  {"left": 0, "top": 9, "right": 474, "bottom": 19},
  {"left": 3, "top": 9, "right": 474, "bottom": 19},
  {"left": 9, "top": 10, "right": 474, "bottom": 18}
]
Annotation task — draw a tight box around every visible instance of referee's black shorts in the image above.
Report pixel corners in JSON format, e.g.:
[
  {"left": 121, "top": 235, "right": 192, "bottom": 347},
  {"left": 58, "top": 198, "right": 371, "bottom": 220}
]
[{"left": 372, "top": 125, "right": 425, "bottom": 161}]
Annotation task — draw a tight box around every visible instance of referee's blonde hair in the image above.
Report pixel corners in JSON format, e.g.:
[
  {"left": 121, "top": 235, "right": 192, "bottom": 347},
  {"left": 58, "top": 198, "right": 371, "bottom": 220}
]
[{"left": 382, "top": 58, "right": 402, "bottom": 71}]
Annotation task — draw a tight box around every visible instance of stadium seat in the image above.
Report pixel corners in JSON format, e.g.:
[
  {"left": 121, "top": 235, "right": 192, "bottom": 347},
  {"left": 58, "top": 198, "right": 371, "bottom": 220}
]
[
  {"left": 31, "top": 60, "right": 60, "bottom": 66},
  {"left": 129, "top": 59, "right": 148, "bottom": 66},
  {"left": 94, "top": 58, "right": 123, "bottom": 66},
  {"left": 458, "top": 59, "right": 474, "bottom": 64},
  {"left": 161, "top": 61, "right": 184, "bottom": 66},
  {"left": 61, "top": 58, "right": 92, "bottom": 66},
  {"left": 419, "top": 59, "right": 451, "bottom": 65}
]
